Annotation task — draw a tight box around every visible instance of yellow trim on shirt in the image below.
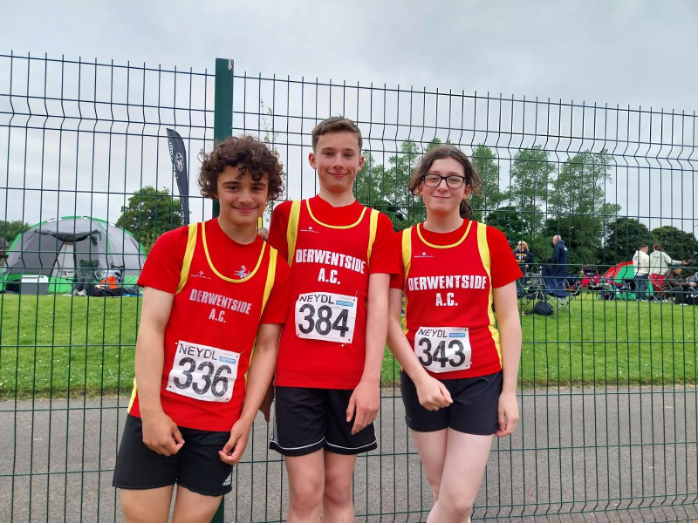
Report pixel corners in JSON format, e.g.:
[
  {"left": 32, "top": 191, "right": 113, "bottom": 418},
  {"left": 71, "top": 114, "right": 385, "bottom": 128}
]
[
  {"left": 476, "top": 222, "right": 502, "bottom": 366},
  {"left": 175, "top": 222, "right": 199, "bottom": 294},
  {"left": 286, "top": 200, "right": 301, "bottom": 266},
  {"left": 261, "top": 246, "right": 277, "bottom": 314},
  {"left": 305, "top": 199, "right": 367, "bottom": 229},
  {"left": 127, "top": 379, "right": 138, "bottom": 412},
  {"left": 367, "top": 209, "right": 379, "bottom": 262},
  {"left": 416, "top": 220, "right": 472, "bottom": 249},
  {"left": 401, "top": 227, "right": 413, "bottom": 335},
  {"left": 202, "top": 222, "right": 265, "bottom": 283}
]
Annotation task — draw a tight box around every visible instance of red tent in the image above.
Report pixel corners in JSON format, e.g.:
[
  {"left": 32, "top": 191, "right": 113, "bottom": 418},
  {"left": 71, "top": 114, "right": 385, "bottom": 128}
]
[{"left": 604, "top": 261, "right": 634, "bottom": 283}]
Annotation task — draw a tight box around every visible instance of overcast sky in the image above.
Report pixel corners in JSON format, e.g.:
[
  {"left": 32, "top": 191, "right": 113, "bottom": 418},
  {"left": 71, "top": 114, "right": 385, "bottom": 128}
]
[
  {"left": 0, "top": 0, "right": 697, "bottom": 235},
  {"left": 2, "top": 0, "right": 696, "bottom": 111}
]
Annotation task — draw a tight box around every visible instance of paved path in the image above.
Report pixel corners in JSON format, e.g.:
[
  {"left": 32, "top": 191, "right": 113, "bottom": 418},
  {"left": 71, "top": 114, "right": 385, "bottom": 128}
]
[{"left": 1, "top": 386, "right": 696, "bottom": 522}]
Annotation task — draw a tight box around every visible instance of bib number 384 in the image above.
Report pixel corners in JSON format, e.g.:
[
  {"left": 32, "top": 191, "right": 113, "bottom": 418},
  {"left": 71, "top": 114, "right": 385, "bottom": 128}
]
[
  {"left": 166, "top": 341, "right": 239, "bottom": 402},
  {"left": 414, "top": 327, "right": 472, "bottom": 373},
  {"left": 295, "top": 292, "right": 357, "bottom": 344}
]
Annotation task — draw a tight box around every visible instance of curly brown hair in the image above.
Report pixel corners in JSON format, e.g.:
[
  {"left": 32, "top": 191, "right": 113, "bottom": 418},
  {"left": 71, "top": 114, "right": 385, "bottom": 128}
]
[{"left": 198, "top": 135, "right": 284, "bottom": 201}]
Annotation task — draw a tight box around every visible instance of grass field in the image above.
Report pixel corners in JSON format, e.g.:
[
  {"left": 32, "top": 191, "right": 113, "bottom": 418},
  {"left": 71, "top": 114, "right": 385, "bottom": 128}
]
[{"left": 0, "top": 294, "right": 697, "bottom": 399}]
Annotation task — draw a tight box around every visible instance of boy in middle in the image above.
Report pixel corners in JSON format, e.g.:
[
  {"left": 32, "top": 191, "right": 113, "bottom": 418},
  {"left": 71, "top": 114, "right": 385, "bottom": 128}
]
[{"left": 267, "top": 117, "right": 398, "bottom": 522}]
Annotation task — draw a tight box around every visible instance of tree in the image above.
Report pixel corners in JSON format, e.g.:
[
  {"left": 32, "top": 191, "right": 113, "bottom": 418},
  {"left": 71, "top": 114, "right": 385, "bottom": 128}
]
[
  {"left": 471, "top": 145, "right": 503, "bottom": 222},
  {"left": 507, "top": 146, "right": 555, "bottom": 239},
  {"left": 116, "top": 186, "right": 183, "bottom": 252},
  {"left": 0, "top": 220, "right": 31, "bottom": 246},
  {"left": 373, "top": 140, "right": 424, "bottom": 231},
  {"left": 546, "top": 150, "right": 619, "bottom": 266},
  {"left": 485, "top": 206, "right": 525, "bottom": 242},
  {"left": 651, "top": 226, "right": 697, "bottom": 263},
  {"left": 601, "top": 217, "right": 651, "bottom": 266}
]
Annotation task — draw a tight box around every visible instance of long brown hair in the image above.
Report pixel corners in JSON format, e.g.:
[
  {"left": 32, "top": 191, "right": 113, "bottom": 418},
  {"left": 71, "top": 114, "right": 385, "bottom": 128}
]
[{"left": 408, "top": 146, "right": 482, "bottom": 219}]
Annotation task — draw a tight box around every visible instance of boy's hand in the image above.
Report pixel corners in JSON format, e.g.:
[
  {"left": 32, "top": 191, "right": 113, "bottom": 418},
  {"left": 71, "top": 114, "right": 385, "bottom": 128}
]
[
  {"left": 346, "top": 379, "right": 379, "bottom": 435},
  {"left": 219, "top": 419, "right": 251, "bottom": 465},
  {"left": 415, "top": 375, "right": 452, "bottom": 411},
  {"left": 141, "top": 411, "right": 184, "bottom": 456}
]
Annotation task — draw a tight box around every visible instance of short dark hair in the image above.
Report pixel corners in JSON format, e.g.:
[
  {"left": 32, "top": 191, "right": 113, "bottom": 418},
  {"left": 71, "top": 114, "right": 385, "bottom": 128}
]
[
  {"left": 198, "top": 135, "right": 284, "bottom": 201},
  {"left": 311, "top": 117, "right": 363, "bottom": 151},
  {"left": 653, "top": 243, "right": 661, "bottom": 251}
]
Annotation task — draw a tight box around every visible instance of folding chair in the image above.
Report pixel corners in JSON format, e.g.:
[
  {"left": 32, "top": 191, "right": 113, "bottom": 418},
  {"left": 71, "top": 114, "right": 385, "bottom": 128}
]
[{"left": 542, "top": 274, "right": 573, "bottom": 312}]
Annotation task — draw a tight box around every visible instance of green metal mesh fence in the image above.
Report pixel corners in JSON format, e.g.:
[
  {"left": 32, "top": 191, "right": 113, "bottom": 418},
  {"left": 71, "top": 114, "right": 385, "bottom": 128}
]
[{"left": 0, "top": 53, "right": 697, "bottom": 522}]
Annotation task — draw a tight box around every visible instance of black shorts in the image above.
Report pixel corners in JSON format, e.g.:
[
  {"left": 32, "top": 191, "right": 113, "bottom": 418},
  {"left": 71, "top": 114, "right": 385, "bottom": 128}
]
[
  {"left": 269, "top": 386, "right": 377, "bottom": 457},
  {"left": 400, "top": 371, "right": 502, "bottom": 435},
  {"left": 113, "top": 414, "right": 233, "bottom": 497}
]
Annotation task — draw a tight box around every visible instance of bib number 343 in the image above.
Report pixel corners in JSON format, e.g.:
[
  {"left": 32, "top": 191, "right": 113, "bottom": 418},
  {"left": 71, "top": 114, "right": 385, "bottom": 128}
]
[
  {"left": 166, "top": 341, "right": 239, "bottom": 402},
  {"left": 414, "top": 327, "right": 472, "bottom": 373},
  {"left": 295, "top": 292, "right": 357, "bottom": 344}
]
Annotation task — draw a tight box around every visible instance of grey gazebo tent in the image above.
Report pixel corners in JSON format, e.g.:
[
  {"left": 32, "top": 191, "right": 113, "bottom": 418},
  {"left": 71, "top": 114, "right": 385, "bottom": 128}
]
[{"left": 0, "top": 216, "right": 146, "bottom": 294}]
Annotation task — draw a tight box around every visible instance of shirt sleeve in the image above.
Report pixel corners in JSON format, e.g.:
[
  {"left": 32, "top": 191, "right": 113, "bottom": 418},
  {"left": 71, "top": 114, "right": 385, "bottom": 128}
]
[
  {"left": 369, "top": 212, "right": 399, "bottom": 275},
  {"left": 487, "top": 226, "right": 523, "bottom": 288},
  {"left": 260, "top": 253, "right": 292, "bottom": 325},
  {"left": 137, "top": 227, "right": 189, "bottom": 294},
  {"left": 267, "top": 201, "right": 292, "bottom": 263},
  {"left": 389, "top": 230, "right": 405, "bottom": 289}
]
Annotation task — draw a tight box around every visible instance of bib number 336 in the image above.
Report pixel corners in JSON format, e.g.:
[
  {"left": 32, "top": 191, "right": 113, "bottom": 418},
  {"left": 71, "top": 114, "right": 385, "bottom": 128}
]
[
  {"left": 295, "top": 292, "right": 357, "bottom": 344},
  {"left": 167, "top": 341, "right": 239, "bottom": 402},
  {"left": 414, "top": 327, "right": 472, "bottom": 373}
]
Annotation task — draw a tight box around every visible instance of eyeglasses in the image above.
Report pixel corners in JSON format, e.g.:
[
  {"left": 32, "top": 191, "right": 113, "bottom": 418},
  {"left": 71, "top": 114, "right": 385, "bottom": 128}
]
[{"left": 422, "top": 174, "right": 467, "bottom": 189}]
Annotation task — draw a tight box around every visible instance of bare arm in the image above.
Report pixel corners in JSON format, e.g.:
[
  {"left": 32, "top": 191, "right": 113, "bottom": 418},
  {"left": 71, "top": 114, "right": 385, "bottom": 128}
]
[
  {"left": 493, "top": 281, "right": 522, "bottom": 437},
  {"left": 386, "top": 288, "right": 452, "bottom": 410},
  {"left": 220, "top": 323, "right": 282, "bottom": 465},
  {"left": 347, "top": 273, "right": 389, "bottom": 434},
  {"left": 240, "top": 324, "right": 281, "bottom": 425},
  {"left": 135, "top": 287, "right": 184, "bottom": 455}
]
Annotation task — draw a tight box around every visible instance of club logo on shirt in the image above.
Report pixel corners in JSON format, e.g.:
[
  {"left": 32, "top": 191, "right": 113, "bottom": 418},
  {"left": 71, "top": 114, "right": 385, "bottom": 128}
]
[
  {"left": 300, "top": 226, "right": 319, "bottom": 234},
  {"left": 175, "top": 152, "right": 185, "bottom": 172},
  {"left": 414, "top": 252, "right": 434, "bottom": 259},
  {"left": 235, "top": 265, "right": 249, "bottom": 278},
  {"left": 190, "top": 270, "right": 212, "bottom": 280}
]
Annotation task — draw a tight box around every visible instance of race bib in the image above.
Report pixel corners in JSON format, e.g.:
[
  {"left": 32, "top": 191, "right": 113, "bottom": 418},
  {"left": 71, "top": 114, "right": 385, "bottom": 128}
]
[
  {"left": 414, "top": 327, "right": 472, "bottom": 374},
  {"left": 166, "top": 340, "right": 239, "bottom": 402},
  {"left": 295, "top": 292, "right": 357, "bottom": 344}
]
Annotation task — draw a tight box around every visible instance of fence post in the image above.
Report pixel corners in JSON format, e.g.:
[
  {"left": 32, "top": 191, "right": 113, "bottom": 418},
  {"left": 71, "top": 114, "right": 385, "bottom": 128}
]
[
  {"left": 213, "top": 58, "right": 234, "bottom": 218},
  {"left": 211, "top": 56, "right": 233, "bottom": 524}
]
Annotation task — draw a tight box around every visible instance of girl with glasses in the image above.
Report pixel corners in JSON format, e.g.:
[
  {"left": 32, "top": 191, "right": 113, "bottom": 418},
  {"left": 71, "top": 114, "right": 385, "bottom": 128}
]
[{"left": 387, "top": 146, "right": 523, "bottom": 522}]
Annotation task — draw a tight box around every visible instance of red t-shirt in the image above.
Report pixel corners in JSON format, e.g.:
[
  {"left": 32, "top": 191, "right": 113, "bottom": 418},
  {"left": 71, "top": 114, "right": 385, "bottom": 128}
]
[
  {"left": 268, "top": 195, "right": 398, "bottom": 389},
  {"left": 391, "top": 220, "right": 521, "bottom": 379},
  {"left": 128, "top": 219, "right": 291, "bottom": 431}
]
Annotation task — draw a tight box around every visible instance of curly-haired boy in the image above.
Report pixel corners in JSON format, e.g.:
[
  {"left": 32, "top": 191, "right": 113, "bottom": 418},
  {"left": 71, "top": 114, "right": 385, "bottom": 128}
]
[{"left": 113, "top": 135, "right": 291, "bottom": 522}]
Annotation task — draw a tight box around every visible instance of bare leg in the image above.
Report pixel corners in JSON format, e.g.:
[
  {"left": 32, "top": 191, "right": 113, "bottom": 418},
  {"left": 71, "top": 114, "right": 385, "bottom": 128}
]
[
  {"left": 285, "top": 449, "right": 325, "bottom": 522},
  {"left": 120, "top": 485, "right": 173, "bottom": 523},
  {"left": 428, "top": 429, "right": 494, "bottom": 523},
  {"left": 410, "top": 429, "right": 448, "bottom": 502},
  {"left": 171, "top": 485, "right": 223, "bottom": 523},
  {"left": 322, "top": 451, "right": 357, "bottom": 522}
]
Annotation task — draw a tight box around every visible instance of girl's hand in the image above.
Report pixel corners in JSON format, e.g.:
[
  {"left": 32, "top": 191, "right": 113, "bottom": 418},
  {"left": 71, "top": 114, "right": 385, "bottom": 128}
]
[
  {"left": 415, "top": 375, "right": 453, "bottom": 411},
  {"left": 495, "top": 392, "right": 519, "bottom": 437}
]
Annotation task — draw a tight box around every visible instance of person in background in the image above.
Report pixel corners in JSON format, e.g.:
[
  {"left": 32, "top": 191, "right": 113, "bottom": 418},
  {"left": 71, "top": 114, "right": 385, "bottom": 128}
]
[
  {"left": 632, "top": 244, "right": 650, "bottom": 300},
  {"left": 649, "top": 243, "right": 690, "bottom": 291},
  {"left": 513, "top": 241, "right": 534, "bottom": 276},
  {"left": 0, "top": 238, "right": 8, "bottom": 266},
  {"left": 661, "top": 265, "right": 694, "bottom": 305}
]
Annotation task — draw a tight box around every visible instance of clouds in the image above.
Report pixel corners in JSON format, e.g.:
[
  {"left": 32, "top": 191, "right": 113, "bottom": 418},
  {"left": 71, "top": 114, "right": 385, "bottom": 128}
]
[
  {"left": 0, "top": 0, "right": 696, "bottom": 235},
  {"left": 2, "top": 1, "right": 696, "bottom": 110}
]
